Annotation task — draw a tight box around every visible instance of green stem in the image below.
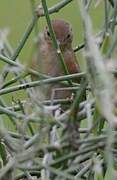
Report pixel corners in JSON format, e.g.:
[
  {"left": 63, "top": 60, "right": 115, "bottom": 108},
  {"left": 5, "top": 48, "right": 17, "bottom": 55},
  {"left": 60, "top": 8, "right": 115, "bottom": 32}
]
[
  {"left": 70, "top": 79, "right": 87, "bottom": 122},
  {"left": 0, "top": 73, "right": 83, "bottom": 96},
  {"left": 41, "top": 0, "right": 72, "bottom": 85}
]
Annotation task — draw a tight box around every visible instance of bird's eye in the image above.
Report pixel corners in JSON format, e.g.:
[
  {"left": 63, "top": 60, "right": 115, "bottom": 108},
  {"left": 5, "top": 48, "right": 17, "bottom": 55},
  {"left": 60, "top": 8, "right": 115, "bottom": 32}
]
[
  {"left": 47, "top": 31, "right": 50, "bottom": 37},
  {"left": 66, "top": 34, "right": 71, "bottom": 39}
]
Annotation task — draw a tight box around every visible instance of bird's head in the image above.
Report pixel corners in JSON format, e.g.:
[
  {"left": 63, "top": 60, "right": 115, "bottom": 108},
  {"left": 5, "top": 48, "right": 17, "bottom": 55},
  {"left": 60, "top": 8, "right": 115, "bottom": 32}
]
[{"left": 44, "top": 19, "right": 73, "bottom": 50}]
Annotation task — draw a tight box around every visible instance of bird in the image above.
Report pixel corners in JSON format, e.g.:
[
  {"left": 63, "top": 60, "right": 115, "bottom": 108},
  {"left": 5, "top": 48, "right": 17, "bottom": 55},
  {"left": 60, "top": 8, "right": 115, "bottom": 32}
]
[{"left": 31, "top": 19, "right": 80, "bottom": 101}]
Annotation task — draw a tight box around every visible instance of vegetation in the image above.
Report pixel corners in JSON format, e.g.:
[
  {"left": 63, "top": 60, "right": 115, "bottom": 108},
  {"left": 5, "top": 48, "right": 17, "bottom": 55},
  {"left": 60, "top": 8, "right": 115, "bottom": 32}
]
[{"left": 0, "top": 0, "right": 117, "bottom": 179}]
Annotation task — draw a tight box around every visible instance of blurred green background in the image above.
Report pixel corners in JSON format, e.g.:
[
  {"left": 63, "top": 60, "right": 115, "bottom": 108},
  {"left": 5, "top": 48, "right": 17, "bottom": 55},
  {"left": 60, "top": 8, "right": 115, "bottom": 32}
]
[{"left": 0, "top": 0, "right": 104, "bottom": 66}]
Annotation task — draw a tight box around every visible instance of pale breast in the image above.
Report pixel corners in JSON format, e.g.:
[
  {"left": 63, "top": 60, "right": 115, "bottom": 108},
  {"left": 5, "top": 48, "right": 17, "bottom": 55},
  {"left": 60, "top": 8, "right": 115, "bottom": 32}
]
[{"left": 39, "top": 35, "right": 63, "bottom": 77}]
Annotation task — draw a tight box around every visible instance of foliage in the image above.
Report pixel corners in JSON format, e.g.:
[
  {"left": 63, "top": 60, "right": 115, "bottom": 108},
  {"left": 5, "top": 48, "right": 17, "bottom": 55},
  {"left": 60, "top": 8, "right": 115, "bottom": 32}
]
[{"left": 0, "top": 0, "right": 117, "bottom": 179}]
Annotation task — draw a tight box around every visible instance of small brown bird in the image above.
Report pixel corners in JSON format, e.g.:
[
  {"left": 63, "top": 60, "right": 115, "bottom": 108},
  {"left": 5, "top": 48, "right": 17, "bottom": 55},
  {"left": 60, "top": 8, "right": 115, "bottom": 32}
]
[{"left": 31, "top": 19, "right": 80, "bottom": 100}]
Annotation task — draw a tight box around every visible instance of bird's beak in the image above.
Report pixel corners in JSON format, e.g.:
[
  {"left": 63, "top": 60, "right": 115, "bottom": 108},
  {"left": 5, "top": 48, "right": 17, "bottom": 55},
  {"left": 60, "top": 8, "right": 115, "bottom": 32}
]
[
  {"left": 57, "top": 39, "right": 65, "bottom": 50},
  {"left": 57, "top": 39, "right": 60, "bottom": 46}
]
